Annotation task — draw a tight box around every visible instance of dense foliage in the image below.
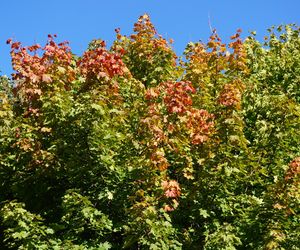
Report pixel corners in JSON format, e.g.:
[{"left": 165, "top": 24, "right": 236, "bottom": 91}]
[{"left": 0, "top": 15, "right": 299, "bottom": 249}]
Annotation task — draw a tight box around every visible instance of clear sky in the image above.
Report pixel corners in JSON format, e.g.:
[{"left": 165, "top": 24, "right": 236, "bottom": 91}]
[{"left": 0, "top": 0, "right": 299, "bottom": 76}]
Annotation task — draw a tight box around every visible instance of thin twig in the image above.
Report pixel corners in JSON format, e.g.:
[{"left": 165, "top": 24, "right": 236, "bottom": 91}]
[{"left": 208, "top": 13, "right": 213, "bottom": 33}]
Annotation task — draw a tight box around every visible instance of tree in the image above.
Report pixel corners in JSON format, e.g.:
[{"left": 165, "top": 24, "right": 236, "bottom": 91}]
[{"left": 0, "top": 15, "right": 299, "bottom": 249}]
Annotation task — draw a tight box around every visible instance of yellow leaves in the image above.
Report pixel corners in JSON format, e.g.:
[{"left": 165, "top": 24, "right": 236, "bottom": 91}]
[
  {"left": 150, "top": 148, "right": 169, "bottom": 171},
  {"left": 265, "top": 227, "right": 286, "bottom": 250},
  {"left": 197, "top": 158, "right": 206, "bottom": 166},
  {"left": 57, "top": 66, "right": 66, "bottom": 74},
  {"left": 191, "top": 68, "right": 202, "bottom": 75},
  {"left": 273, "top": 203, "right": 285, "bottom": 210},
  {"left": 141, "top": 14, "right": 150, "bottom": 20},
  {"left": 42, "top": 74, "right": 52, "bottom": 83},
  {"left": 15, "top": 138, "right": 34, "bottom": 152},
  {"left": 207, "top": 41, "right": 216, "bottom": 48},
  {"left": 183, "top": 166, "right": 194, "bottom": 180},
  {"left": 220, "top": 46, "right": 227, "bottom": 53},
  {"left": 163, "top": 199, "right": 179, "bottom": 212},
  {"left": 40, "top": 127, "right": 52, "bottom": 133}
]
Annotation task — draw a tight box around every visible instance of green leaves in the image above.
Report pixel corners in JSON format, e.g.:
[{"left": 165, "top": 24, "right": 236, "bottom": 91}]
[
  {"left": 0, "top": 201, "right": 55, "bottom": 249},
  {"left": 61, "top": 191, "right": 113, "bottom": 239}
]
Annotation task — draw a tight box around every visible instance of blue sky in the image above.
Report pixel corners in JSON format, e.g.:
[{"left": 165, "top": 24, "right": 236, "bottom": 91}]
[{"left": 0, "top": 0, "right": 299, "bottom": 76}]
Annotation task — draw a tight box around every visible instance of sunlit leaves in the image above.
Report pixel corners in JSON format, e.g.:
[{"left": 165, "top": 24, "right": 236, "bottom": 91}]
[{"left": 0, "top": 16, "right": 299, "bottom": 250}]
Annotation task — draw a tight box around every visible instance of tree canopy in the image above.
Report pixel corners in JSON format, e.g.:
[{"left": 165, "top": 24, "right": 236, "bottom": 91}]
[{"left": 0, "top": 15, "right": 299, "bottom": 249}]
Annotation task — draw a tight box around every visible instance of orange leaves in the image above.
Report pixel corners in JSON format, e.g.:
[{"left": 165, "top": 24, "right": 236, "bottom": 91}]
[
  {"left": 161, "top": 180, "right": 181, "bottom": 212},
  {"left": 145, "top": 87, "right": 160, "bottom": 100},
  {"left": 228, "top": 29, "right": 248, "bottom": 72},
  {"left": 207, "top": 30, "right": 226, "bottom": 53},
  {"left": 134, "top": 13, "right": 156, "bottom": 38},
  {"left": 42, "top": 74, "right": 52, "bottom": 83},
  {"left": 285, "top": 157, "right": 300, "bottom": 181},
  {"left": 162, "top": 180, "right": 180, "bottom": 196},
  {"left": 162, "top": 180, "right": 181, "bottom": 198},
  {"left": 142, "top": 80, "right": 215, "bottom": 179},
  {"left": 218, "top": 79, "right": 245, "bottom": 109},
  {"left": 185, "top": 29, "right": 248, "bottom": 91},
  {"left": 218, "top": 83, "right": 242, "bottom": 108},
  {"left": 186, "top": 108, "right": 215, "bottom": 145},
  {"left": 271, "top": 157, "right": 300, "bottom": 217},
  {"left": 141, "top": 104, "right": 166, "bottom": 147},
  {"left": 150, "top": 149, "right": 169, "bottom": 171},
  {"left": 13, "top": 137, "right": 34, "bottom": 152}
]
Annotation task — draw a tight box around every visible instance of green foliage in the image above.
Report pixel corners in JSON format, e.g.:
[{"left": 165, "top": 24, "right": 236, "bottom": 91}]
[
  {"left": 0, "top": 16, "right": 299, "bottom": 249},
  {"left": 1, "top": 201, "right": 55, "bottom": 249}
]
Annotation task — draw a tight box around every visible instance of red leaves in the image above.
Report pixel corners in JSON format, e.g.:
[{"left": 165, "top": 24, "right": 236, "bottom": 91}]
[
  {"left": 9, "top": 35, "right": 72, "bottom": 83},
  {"left": 143, "top": 81, "right": 197, "bottom": 149},
  {"left": 162, "top": 81, "right": 196, "bottom": 114},
  {"left": 8, "top": 35, "right": 73, "bottom": 105},
  {"left": 43, "top": 37, "right": 72, "bottom": 64},
  {"left": 6, "top": 34, "right": 127, "bottom": 121},
  {"left": 27, "top": 44, "right": 41, "bottom": 52},
  {"left": 78, "top": 43, "right": 125, "bottom": 80},
  {"left": 146, "top": 81, "right": 196, "bottom": 114},
  {"left": 144, "top": 80, "right": 215, "bottom": 147}
]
